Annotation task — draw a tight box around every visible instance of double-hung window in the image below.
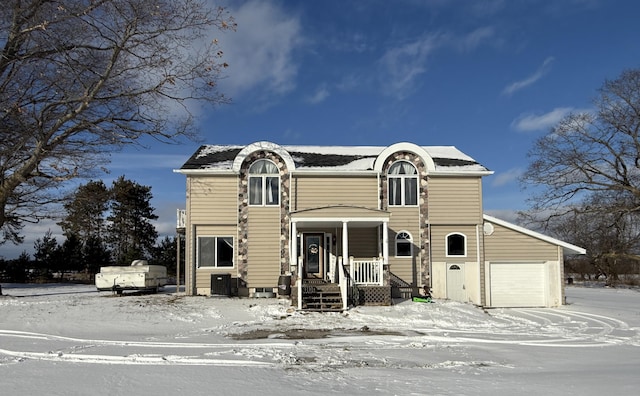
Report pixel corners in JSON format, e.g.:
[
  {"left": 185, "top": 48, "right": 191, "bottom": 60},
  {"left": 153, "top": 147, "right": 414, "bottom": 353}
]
[
  {"left": 198, "top": 236, "right": 234, "bottom": 267},
  {"left": 249, "top": 159, "right": 279, "bottom": 206},
  {"left": 388, "top": 161, "right": 418, "bottom": 206}
]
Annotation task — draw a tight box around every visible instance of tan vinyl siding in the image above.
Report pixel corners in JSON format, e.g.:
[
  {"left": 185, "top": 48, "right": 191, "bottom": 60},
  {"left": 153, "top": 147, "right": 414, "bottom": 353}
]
[
  {"left": 428, "top": 177, "right": 482, "bottom": 224},
  {"left": 185, "top": 174, "right": 237, "bottom": 295},
  {"left": 187, "top": 175, "right": 237, "bottom": 225},
  {"left": 195, "top": 269, "right": 234, "bottom": 292},
  {"left": 388, "top": 207, "right": 420, "bottom": 284},
  {"left": 292, "top": 175, "right": 378, "bottom": 210},
  {"left": 246, "top": 207, "right": 281, "bottom": 287},
  {"left": 484, "top": 223, "right": 557, "bottom": 261},
  {"left": 430, "top": 225, "right": 478, "bottom": 263},
  {"left": 348, "top": 227, "right": 379, "bottom": 258}
]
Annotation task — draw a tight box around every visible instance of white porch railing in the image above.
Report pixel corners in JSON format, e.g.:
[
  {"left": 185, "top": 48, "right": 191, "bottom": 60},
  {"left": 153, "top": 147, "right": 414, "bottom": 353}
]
[{"left": 349, "top": 257, "right": 384, "bottom": 286}]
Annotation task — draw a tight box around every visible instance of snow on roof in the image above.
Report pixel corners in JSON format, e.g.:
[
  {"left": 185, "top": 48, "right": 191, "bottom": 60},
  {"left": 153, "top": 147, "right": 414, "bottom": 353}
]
[{"left": 179, "top": 144, "right": 491, "bottom": 174}]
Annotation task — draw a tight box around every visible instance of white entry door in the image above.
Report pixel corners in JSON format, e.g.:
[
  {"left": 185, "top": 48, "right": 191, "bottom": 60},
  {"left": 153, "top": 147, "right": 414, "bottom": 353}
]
[{"left": 446, "top": 264, "right": 466, "bottom": 302}]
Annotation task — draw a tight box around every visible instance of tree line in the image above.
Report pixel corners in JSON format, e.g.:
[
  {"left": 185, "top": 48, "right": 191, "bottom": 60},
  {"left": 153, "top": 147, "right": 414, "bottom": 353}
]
[{"left": 0, "top": 177, "right": 182, "bottom": 283}]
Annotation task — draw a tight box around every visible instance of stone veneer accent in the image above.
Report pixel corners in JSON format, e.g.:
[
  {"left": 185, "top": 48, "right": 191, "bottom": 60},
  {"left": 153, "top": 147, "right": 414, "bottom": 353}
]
[
  {"left": 237, "top": 151, "right": 291, "bottom": 285},
  {"left": 380, "top": 151, "right": 430, "bottom": 286}
]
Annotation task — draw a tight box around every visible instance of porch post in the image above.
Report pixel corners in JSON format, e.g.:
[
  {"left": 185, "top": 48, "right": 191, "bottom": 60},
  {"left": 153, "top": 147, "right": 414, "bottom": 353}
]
[
  {"left": 290, "top": 221, "right": 297, "bottom": 273},
  {"left": 176, "top": 233, "right": 181, "bottom": 294},
  {"left": 342, "top": 221, "right": 349, "bottom": 264},
  {"left": 382, "top": 221, "right": 389, "bottom": 264}
]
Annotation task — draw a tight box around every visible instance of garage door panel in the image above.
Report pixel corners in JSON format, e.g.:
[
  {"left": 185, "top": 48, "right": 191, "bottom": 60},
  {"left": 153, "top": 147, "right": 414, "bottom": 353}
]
[{"left": 490, "top": 263, "right": 546, "bottom": 307}]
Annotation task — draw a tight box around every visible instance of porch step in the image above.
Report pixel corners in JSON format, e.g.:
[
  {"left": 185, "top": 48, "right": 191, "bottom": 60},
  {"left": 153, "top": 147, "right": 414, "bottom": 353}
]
[{"left": 301, "top": 282, "right": 343, "bottom": 312}]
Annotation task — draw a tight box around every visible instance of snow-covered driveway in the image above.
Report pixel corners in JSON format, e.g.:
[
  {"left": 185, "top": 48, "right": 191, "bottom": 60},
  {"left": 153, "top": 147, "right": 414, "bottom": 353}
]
[{"left": 1, "top": 284, "right": 638, "bottom": 395}]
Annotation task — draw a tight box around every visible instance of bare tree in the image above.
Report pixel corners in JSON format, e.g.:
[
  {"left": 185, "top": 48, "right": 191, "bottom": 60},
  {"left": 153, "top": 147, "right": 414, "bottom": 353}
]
[
  {"left": 521, "top": 69, "right": 640, "bottom": 283},
  {"left": 0, "top": 0, "right": 235, "bottom": 243},
  {"left": 522, "top": 68, "right": 640, "bottom": 220}
]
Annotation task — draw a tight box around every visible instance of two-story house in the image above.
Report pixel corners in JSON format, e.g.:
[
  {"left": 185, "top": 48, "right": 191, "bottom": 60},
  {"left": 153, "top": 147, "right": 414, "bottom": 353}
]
[{"left": 175, "top": 141, "right": 584, "bottom": 310}]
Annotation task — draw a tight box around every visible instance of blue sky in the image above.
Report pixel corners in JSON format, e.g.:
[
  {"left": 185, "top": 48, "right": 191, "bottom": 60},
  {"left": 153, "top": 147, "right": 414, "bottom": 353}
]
[{"left": 3, "top": 0, "right": 640, "bottom": 259}]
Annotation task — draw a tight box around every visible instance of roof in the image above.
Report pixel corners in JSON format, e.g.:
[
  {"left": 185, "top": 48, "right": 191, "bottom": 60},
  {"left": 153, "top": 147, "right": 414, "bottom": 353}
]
[
  {"left": 483, "top": 214, "right": 587, "bottom": 255},
  {"left": 178, "top": 143, "right": 492, "bottom": 175}
]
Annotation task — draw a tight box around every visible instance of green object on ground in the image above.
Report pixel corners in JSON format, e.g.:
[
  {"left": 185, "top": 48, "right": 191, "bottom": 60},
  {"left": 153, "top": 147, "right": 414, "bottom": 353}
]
[{"left": 412, "top": 296, "right": 433, "bottom": 303}]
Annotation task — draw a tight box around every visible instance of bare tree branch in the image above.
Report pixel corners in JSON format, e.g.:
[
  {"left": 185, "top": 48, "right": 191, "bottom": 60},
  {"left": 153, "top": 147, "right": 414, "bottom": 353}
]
[{"left": 0, "top": 0, "right": 235, "bottom": 243}]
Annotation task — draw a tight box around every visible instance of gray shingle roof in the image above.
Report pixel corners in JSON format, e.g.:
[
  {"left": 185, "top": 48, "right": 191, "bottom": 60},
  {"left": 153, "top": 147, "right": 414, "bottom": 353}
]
[{"left": 180, "top": 144, "right": 491, "bottom": 173}]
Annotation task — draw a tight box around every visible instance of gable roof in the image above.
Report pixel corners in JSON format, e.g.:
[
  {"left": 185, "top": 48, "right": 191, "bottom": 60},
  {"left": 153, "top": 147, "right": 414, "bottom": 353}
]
[
  {"left": 177, "top": 143, "right": 492, "bottom": 175},
  {"left": 483, "top": 214, "right": 587, "bottom": 255}
]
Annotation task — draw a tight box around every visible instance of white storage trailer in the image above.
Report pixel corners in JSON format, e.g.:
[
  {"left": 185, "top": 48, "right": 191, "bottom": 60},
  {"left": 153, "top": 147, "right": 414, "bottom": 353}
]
[{"left": 95, "top": 260, "right": 168, "bottom": 293}]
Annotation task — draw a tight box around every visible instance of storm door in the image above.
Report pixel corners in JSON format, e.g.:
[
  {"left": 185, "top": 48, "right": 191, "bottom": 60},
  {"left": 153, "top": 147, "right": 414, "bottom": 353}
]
[{"left": 303, "top": 233, "right": 324, "bottom": 278}]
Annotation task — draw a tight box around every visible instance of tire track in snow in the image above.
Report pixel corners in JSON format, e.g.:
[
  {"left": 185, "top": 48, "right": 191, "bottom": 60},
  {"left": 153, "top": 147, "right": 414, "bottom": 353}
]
[
  {"left": 0, "top": 329, "right": 289, "bottom": 366},
  {"left": 2, "top": 305, "right": 639, "bottom": 367}
]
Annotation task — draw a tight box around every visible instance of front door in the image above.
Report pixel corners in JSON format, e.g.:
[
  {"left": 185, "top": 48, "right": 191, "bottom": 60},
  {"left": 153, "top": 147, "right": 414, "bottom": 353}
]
[
  {"left": 303, "top": 233, "right": 324, "bottom": 278},
  {"left": 447, "top": 263, "right": 466, "bottom": 302}
]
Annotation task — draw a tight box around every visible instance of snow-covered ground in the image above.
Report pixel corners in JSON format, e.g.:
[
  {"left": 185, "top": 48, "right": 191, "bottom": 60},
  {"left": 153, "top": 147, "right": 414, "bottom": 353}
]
[{"left": 1, "top": 284, "right": 639, "bottom": 395}]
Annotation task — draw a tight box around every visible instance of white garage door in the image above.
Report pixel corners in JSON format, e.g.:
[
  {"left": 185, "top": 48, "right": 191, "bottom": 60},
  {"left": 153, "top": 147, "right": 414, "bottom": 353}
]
[{"left": 490, "top": 263, "right": 547, "bottom": 307}]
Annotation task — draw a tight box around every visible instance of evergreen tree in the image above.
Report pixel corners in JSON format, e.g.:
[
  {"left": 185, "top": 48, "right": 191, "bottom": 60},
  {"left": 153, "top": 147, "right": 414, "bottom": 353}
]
[
  {"left": 59, "top": 181, "right": 109, "bottom": 240},
  {"left": 33, "top": 230, "right": 61, "bottom": 279},
  {"left": 5, "top": 251, "right": 30, "bottom": 282},
  {"left": 107, "top": 176, "right": 158, "bottom": 264},
  {"left": 83, "top": 235, "right": 112, "bottom": 277},
  {"left": 59, "top": 233, "right": 84, "bottom": 279},
  {"left": 152, "top": 236, "right": 178, "bottom": 277}
]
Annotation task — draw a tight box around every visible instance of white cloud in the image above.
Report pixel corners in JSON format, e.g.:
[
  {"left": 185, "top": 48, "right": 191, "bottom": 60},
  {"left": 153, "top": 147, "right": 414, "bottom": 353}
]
[
  {"left": 502, "top": 57, "right": 555, "bottom": 96},
  {"left": 377, "top": 28, "right": 494, "bottom": 100},
  {"left": 217, "top": 0, "right": 303, "bottom": 98},
  {"left": 491, "top": 167, "right": 524, "bottom": 187},
  {"left": 511, "top": 107, "right": 578, "bottom": 132},
  {"left": 457, "top": 26, "right": 495, "bottom": 51},
  {"left": 378, "top": 35, "right": 441, "bottom": 99},
  {"left": 305, "top": 84, "right": 330, "bottom": 104}
]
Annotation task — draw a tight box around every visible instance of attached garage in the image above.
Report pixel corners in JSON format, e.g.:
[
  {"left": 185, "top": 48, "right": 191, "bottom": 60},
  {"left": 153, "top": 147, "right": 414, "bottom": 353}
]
[
  {"left": 483, "top": 215, "right": 586, "bottom": 308},
  {"left": 489, "top": 262, "right": 547, "bottom": 307}
]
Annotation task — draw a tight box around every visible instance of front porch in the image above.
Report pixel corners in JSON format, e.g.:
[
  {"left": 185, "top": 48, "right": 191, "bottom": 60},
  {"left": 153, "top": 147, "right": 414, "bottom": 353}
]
[
  {"left": 289, "top": 206, "right": 393, "bottom": 311},
  {"left": 291, "top": 256, "right": 392, "bottom": 311}
]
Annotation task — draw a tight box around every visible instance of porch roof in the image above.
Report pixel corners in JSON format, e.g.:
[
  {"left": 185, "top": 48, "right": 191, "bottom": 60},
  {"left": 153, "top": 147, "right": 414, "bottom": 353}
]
[{"left": 291, "top": 205, "right": 390, "bottom": 228}]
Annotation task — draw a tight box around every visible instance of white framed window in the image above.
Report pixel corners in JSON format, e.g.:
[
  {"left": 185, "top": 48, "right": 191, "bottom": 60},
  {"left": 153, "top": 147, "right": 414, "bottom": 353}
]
[
  {"left": 446, "top": 233, "right": 466, "bottom": 257},
  {"left": 249, "top": 159, "right": 279, "bottom": 206},
  {"left": 395, "top": 231, "right": 413, "bottom": 257},
  {"left": 198, "top": 236, "right": 234, "bottom": 267},
  {"left": 388, "top": 161, "right": 418, "bottom": 206}
]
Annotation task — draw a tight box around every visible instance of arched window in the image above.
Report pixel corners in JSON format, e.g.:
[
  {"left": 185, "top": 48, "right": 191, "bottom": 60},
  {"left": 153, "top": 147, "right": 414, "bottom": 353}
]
[
  {"left": 446, "top": 233, "right": 466, "bottom": 256},
  {"left": 395, "top": 231, "right": 413, "bottom": 257},
  {"left": 388, "top": 161, "right": 418, "bottom": 206},
  {"left": 249, "top": 159, "right": 279, "bottom": 206}
]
